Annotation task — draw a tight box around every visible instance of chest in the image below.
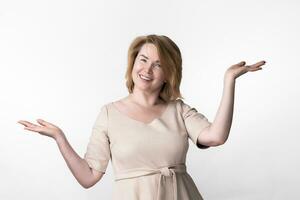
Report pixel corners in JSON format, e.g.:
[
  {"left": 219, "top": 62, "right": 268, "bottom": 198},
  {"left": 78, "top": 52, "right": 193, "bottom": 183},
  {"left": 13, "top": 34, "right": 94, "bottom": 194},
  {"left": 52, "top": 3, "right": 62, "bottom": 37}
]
[
  {"left": 107, "top": 111, "right": 189, "bottom": 167},
  {"left": 112, "top": 101, "right": 167, "bottom": 124}
]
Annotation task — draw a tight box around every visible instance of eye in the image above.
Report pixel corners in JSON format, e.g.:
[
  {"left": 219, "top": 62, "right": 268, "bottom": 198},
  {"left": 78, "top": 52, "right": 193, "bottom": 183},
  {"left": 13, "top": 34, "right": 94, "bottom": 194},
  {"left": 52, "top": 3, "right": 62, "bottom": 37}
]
[{"left": 140, "top": 59, "right": 147, "bottom": 62}]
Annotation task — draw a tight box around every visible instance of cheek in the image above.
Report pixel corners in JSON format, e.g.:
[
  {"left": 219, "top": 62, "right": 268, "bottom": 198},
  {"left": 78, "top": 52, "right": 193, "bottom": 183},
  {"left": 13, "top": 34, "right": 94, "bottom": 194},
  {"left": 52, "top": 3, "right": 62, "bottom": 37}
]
[
  {"left": 132, "top": 64, "right": 140, "bottom": 78},
  {"left": 132, "top": 62, "right": 142, "bottom": 72},
  {"left": 156, "top": 71, "right": 165, "bottom": 80}
]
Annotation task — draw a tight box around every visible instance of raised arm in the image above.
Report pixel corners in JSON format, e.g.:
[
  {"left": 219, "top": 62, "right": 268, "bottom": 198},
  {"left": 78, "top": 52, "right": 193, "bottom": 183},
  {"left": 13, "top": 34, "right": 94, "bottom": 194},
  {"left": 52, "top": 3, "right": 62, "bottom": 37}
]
[
  {"left": 18, "top": 119, "right": 103, "bottom": 188},
  {"left": 197, "top": 60, "right": 266, "bottom": 146}
]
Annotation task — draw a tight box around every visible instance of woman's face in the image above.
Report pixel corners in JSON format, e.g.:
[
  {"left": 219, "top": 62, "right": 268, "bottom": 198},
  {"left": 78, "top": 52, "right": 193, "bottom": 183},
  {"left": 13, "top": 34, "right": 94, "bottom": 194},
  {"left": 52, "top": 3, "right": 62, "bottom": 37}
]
[{"left": 131, "top": 43, "right": 166, "bottom": 93}]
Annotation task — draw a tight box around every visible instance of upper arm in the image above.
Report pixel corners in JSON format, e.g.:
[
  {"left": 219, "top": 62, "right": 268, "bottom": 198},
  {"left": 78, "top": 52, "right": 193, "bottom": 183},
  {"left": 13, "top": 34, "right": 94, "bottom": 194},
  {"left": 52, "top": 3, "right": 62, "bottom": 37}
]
[
  {"left": 179, "top": 99, "right": 222, "bottom": 149},
  {"left": 84, "top": 105, "right": 111, "bottom": 180},
  {"left": 196, "top": 125, "right": 223, "bottom": 148}
]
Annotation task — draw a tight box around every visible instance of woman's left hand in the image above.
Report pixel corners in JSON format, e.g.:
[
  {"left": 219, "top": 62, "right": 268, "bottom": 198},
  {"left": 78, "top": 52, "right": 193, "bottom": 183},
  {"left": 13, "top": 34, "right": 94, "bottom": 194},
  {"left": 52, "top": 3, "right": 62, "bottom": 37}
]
[{"left": 225, "top": 60, "right": 266, "bottom": 80}]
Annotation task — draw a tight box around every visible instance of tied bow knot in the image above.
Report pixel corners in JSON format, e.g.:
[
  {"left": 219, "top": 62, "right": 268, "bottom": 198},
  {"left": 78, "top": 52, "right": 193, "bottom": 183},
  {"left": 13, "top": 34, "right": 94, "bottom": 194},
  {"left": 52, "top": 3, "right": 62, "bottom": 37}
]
[
  {"left": 114, "top": 164, "right": 187, "bottom": 200},
  {"left": 159, "top": 166, "right": 175, "bottom": 177}
]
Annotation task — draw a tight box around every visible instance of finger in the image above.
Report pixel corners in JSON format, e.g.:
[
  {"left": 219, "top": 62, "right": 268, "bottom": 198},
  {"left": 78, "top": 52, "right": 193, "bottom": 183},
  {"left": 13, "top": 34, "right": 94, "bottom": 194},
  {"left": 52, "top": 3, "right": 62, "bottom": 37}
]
[
  {"left": 24, "top": 126, "right": 43, "bottom": 133},
  {"left": 247, "top": 67, "right": 263, "bottom": 72},
  {"left": 37, "top": 119, "right": 47, "bottom": 126},
  {"left": 18, "top": 120, "right": 37, "bottom": 128},
  {"left": 37, "top": 119, "right": 56, "bottom": 128},
  {"left": 17, "top": 120, "right": 26, "bottom": 125},
  {"left": 235, "top": 61, "right": 246, "bottom": 66},
  {"left": 18, "top": 120, "right": 28, "bottom": 125},
  {"left": 249, "top": 60, "right": 266, "bottom": 68}
]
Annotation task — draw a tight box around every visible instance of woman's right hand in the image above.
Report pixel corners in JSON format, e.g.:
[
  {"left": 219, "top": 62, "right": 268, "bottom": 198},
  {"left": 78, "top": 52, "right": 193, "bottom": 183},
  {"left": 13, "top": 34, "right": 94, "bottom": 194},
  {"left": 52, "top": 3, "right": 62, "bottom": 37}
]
[{"left": 18, "top": 119, "right": 64, "bottom": 140}]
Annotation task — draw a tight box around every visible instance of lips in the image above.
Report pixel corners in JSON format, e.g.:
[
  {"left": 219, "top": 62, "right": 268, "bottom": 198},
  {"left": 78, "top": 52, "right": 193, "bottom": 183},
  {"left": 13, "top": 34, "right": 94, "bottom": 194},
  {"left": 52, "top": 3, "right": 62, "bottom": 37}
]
[{"left": 139, "top": 74, "right": 153, "bottom": 81}]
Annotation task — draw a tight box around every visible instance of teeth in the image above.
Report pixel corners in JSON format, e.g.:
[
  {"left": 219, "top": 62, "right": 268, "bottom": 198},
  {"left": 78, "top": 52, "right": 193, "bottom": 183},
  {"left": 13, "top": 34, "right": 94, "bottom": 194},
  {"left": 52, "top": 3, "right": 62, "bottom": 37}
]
[{"left": 140, "top": 74, "right": 152, "bottom": 81}]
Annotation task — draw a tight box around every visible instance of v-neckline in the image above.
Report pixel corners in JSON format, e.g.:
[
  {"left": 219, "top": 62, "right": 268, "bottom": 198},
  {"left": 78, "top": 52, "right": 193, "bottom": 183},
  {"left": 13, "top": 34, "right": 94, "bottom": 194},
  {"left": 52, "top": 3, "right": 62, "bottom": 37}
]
[{"left": 110, "top": 101, "right": 172, "bottom": 125}]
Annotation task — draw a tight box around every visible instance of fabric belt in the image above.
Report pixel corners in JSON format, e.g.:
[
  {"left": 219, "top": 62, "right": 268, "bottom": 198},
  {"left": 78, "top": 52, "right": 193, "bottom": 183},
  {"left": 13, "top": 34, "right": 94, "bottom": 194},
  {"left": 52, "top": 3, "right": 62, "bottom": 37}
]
[{"left": 114, "top": 163, "right": 187, "bottom": 200}]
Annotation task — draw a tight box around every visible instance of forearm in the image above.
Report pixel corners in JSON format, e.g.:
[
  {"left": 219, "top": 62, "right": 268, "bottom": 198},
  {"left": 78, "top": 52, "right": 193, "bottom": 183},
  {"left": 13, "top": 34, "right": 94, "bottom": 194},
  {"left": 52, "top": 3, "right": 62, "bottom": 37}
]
[
  {"left": 55, "top": 133, "right": 95, "bottom": 188},
  {"left": 210, "top": 76, "right": 235, "bottom": 143}
]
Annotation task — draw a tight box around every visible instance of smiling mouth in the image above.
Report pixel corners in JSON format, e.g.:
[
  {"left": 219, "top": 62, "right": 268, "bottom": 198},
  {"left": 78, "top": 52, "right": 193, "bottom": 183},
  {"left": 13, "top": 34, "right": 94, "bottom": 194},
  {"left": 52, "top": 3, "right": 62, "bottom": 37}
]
[{"left": 139, "top": 74, "right": 153, "bottom": 81}]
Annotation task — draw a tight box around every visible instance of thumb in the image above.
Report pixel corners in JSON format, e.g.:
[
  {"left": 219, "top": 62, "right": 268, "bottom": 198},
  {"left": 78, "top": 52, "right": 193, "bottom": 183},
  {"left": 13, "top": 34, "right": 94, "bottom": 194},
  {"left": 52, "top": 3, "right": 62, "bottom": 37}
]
[
  {"left": 235, "top": 61, "right": 246, "bottom": 66},
  {"left": 37, "top": 119, "right": 55, "bottom": 127}
]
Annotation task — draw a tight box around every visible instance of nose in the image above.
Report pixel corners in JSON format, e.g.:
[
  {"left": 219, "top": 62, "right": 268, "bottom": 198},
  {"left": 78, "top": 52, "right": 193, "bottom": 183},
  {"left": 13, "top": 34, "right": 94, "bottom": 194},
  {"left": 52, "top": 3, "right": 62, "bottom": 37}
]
[{"left": 144, "top": 63, "right": 155, "bottom": 74}]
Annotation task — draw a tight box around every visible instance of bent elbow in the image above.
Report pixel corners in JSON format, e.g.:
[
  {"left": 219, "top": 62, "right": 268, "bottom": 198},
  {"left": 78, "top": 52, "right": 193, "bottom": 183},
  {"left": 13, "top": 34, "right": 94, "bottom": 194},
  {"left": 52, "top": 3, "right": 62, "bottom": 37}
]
[
  {"left": 82, "top": 179, "right": 101, "bottom": 189},
  {"left": 81, "top": 183, "right": 92, "bottom": 189},
  {"left": 214, "top": 137, "right": 227, "bottom": 146},
  {"left": 81, "top": 173, "right": 104, "bottom": 189},
  {"left": 80, "top": 180, "right": 97, "bottom": 189}
]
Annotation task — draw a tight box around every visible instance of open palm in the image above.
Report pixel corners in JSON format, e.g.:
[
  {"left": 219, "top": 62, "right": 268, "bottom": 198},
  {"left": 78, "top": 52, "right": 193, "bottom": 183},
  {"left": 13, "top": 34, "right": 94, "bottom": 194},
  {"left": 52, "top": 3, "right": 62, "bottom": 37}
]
[
  {"left": 18, "top": 119, "right": 63, "bottom": 140},
  {"left": 226, "top": 60, "right": 266, "bottom": 80}
]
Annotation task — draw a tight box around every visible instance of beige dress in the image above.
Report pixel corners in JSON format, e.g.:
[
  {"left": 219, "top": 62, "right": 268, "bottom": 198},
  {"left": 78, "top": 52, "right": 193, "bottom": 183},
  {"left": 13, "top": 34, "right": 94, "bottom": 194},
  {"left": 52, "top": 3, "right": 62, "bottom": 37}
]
[{"left": 84, "top": 99, "right": 212, "bottom": 200}]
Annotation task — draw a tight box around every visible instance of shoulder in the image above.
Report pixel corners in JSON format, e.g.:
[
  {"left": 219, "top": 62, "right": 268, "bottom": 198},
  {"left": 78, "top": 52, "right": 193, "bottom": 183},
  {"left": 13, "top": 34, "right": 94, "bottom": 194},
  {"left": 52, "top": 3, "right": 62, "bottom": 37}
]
[
  {"left": 173, "top": 98, "right": 186, "bottom": 114},
  {"left": 173, "top": 98, "right": 187, "bottom": 110},
  {"left": 95, "top": 102, "right": 113, "bottom": 118},
  {"left": 173, "top": 99, "right": 198, "bottom": 118},
  {"left": 99, "top": 103, "right": 110, "bottom": 112},
  {"left": 100, "top": 98, "right": 125, "bottom": 110}
]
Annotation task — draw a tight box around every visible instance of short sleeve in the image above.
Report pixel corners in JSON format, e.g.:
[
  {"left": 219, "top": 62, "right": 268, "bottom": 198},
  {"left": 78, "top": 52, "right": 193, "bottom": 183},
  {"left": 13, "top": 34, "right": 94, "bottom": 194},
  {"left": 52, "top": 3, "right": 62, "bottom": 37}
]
[
  {"left": 179, "top": 99, "right": 212, "bottom": 149},
  {"left": 84, "top": 105, "right": 111, "bottom": 173}
]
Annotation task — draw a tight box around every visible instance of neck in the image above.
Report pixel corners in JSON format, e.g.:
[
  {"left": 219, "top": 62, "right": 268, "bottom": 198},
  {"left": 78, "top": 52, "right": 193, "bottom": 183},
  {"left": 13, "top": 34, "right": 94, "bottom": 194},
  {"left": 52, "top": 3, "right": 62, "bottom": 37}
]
[{"left": 129, "top": 90, "right": 164, "bottom": 107}]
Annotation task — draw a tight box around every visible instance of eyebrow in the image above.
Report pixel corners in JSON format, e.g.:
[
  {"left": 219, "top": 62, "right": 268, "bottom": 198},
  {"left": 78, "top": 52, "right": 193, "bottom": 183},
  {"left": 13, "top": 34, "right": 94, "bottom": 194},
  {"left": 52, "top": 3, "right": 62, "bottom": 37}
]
[{"left": 139, "top": 54, "right": 160, "bottom": 63}]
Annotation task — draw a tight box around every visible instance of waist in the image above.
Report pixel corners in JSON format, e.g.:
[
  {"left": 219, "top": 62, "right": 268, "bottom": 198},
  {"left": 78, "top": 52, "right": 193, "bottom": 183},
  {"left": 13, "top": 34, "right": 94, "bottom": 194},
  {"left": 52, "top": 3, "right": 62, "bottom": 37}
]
[
  {"left": 114, "top": 163, "right": 187, "bottom": 200},
  {"left": 114, "top": 163, "right": 187, "bottom": 181}
]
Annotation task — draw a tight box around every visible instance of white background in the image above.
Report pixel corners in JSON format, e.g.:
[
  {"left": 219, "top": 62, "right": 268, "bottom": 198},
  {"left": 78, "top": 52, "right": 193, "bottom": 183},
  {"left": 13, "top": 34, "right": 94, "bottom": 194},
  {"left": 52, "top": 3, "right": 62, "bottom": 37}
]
[{"left": 1, "top": 0, "right": 299, "bottom": 199}]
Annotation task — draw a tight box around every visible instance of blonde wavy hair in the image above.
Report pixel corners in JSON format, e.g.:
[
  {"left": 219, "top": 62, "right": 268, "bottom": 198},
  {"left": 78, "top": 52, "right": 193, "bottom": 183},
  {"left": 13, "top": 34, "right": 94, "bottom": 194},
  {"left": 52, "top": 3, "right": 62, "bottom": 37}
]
[{"left": 125, "top": 34, "right": 184, "bottom": 102}]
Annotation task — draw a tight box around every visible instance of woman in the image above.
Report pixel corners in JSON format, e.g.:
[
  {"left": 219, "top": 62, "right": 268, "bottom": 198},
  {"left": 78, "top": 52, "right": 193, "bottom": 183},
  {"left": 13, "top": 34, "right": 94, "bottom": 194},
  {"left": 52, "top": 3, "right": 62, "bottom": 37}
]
[{"left": 18, "top": 34, "right": 266, "bottom": 200}]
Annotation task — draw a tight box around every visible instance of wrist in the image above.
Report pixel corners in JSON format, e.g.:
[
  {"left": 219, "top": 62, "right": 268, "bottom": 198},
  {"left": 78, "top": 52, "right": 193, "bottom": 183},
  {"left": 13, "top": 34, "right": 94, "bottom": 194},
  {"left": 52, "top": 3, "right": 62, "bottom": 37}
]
[
  {"left": 54, "top": 132, "right": 66, "bottom": 143},
  {"left": 224, "top": 75, "right": 236, "bottom": 84}
]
